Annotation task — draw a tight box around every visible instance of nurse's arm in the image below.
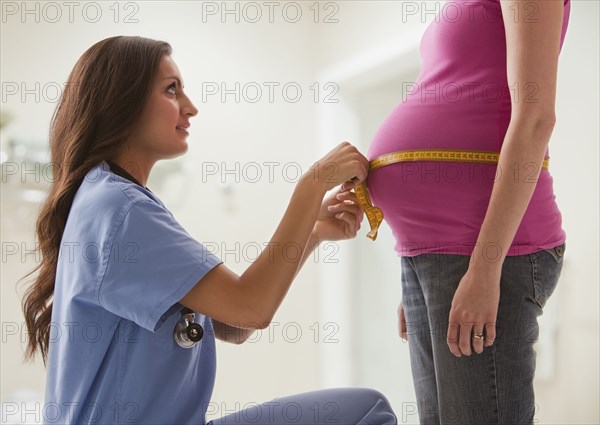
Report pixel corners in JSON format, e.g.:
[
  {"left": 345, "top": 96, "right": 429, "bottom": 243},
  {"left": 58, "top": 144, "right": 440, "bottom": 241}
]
[
  {"left": 212, "top": 231, "right": 321, "bottom": 344},
  {"left": 179, "top": 171, "right": 329, "bottom": 330},
  {"left": 212, "top": 320, "right": 255, "bottom": 344}
]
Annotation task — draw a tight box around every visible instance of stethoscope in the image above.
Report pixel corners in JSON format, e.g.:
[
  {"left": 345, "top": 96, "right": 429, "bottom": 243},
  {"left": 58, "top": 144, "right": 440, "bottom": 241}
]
[{"left": 174, "top": 307, "right": 204, "bottom": 349}]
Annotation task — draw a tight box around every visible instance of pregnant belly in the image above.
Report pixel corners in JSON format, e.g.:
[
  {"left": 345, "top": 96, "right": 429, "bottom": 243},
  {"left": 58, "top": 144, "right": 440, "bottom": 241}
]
[
  {"left": 365, "top": 95, "right": 561, "bottom": 255},
  {"left": 366, "top": 162, "right": 562, "bottom": 256},
  {"left": 368, "top": 103, "right": 505, "bottom": 160},
  {"left": 367, "top": 162, "right": 496, "bottom": 235}
]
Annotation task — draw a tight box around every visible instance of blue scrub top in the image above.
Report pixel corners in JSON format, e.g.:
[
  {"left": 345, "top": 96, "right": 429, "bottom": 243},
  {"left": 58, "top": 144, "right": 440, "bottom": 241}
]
[{"left": 43, "top": 161, "right": 223, "bottom": 424}]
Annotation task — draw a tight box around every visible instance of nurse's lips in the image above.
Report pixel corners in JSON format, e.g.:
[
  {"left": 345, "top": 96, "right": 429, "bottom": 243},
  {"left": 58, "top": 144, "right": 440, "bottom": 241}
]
[{"left": 176, "top": 122, "right": 190, "bottom": 134}]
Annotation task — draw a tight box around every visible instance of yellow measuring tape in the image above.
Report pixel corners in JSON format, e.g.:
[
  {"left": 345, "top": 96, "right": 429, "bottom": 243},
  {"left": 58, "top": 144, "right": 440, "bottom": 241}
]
[{"left": 353, "top": 149, "right": 550, "bottom": 241}]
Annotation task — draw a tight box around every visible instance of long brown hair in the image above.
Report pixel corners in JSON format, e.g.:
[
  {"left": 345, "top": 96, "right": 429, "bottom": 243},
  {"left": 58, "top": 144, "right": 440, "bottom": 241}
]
[{"left": 20, "top": 35, "right": 172, "bottom": 365}]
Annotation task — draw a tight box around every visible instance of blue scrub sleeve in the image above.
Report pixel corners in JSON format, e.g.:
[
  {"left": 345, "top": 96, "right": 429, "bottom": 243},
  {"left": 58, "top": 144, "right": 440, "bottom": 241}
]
[{"left": 97, "top": 199, "right": 223, "bottom": 332}]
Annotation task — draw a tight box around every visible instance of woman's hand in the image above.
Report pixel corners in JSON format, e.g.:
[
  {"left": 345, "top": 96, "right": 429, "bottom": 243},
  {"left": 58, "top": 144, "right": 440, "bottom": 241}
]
[
  {"left": 398, "top": 299, "right": 407, "bottom": 341},
  {"left": 313, "top": 185, "right": 364, "bottom": 242},
  {"left": 447, "top": 266, "right": 501, "bottom": 357},
  {"left": 308, "top": 142, "right": 370, "bottom": 193}
]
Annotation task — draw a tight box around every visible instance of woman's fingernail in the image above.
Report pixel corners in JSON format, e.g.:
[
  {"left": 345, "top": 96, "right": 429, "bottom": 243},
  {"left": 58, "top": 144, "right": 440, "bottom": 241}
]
[{"left": 327, "top": 206, "right": 334, "bottom": 210}]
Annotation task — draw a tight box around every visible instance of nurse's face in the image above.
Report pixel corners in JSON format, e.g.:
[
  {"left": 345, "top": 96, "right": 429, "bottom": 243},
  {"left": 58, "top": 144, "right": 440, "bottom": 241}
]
[{"left": 129, "top": 55, "right": 198, "bottom": 161}]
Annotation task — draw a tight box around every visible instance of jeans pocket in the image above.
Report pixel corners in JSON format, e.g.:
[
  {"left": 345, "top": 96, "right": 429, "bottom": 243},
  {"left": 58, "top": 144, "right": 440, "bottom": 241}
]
[
  {"left": 541, "top": 241, "right": 566, "bottom": 263},
  {"left": 532, "top": 242, "right": 566, "bottom": 309}
]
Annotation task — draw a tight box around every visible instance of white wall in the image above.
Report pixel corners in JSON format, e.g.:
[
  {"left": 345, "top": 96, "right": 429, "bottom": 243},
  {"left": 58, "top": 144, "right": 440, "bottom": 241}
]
[{"left": 532, "top": 1, "right": 600, "bottom": 423}]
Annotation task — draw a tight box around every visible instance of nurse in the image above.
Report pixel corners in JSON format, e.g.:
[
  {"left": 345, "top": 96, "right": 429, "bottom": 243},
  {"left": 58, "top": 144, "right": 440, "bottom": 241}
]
[{"left": 20, "top": 35, "right": 397, "bottom": 425}]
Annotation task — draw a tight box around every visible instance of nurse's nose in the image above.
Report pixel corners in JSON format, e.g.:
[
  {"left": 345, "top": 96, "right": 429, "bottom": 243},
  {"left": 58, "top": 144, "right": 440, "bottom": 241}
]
[{"left": 180, "top": 91, "right": 198, "bottom": 117}]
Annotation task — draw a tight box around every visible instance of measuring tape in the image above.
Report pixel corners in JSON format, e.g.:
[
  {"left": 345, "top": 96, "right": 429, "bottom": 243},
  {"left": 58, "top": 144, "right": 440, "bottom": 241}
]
[{"left": 353, "top": 149, "right": 550, "bottom": 241}]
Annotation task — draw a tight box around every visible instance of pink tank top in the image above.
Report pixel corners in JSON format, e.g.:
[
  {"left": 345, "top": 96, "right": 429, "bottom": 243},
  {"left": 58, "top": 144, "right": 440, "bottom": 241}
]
[{"left": 366, "top": 0, "right": 570, "bottom": 257}]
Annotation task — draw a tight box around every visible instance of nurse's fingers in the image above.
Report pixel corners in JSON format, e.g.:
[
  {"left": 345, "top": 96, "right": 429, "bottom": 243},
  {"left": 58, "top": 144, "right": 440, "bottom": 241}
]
[
  {"left": 328, "top": 203, "right": 362, "bottom": 228},
  {"left": 334, "top": 212, "right": 359, "bottom": 237},
  {"left": 336, "top": 187, "right": 365, "bottom": 219},
  {"left": 328, "top": 202, "right": 361, "bottom": 214},
  {"left": 336, "top": 190, "right": 360, "bottom": 203},
  {"left": 337, "top": 189, "right": 363, "bottom": 205},
  {"left": 340, "top": 180, "right": 358, "bottom": 191}
]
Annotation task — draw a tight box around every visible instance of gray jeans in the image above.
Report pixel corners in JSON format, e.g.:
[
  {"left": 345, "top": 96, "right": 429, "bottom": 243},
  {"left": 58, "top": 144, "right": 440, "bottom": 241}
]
[{"left": 401, "top": 242, "right": 566, "bottom": 425}]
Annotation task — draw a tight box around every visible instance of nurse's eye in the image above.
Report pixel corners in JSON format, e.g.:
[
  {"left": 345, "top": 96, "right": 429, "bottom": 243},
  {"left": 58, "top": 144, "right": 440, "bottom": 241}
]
[{"left": 167, "top": 82, "right": 177, "bottom": 95}]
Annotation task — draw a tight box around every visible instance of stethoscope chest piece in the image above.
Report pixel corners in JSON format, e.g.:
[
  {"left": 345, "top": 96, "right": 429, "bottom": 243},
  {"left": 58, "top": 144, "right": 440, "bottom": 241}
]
[{"left": 174, "top": 307, "right": 204, "bottom": 349}]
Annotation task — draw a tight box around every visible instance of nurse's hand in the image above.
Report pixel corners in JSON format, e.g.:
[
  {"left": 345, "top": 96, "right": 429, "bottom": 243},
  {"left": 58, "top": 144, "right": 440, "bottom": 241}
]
[
  {"left": 309, "top": 141, "right": 369, "bottom": 193},
  {"left": 313, "top": 185, "right": 364, "bottom": 241}
]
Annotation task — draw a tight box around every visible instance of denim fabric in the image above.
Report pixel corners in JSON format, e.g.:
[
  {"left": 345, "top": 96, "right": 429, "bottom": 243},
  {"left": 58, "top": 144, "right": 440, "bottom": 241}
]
[{"left": 401, "top": 242, "right": 566, "bottom": 425}]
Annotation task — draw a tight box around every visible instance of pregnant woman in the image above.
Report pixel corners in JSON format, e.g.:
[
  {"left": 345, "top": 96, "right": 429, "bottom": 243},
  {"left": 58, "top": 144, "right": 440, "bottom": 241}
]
[{"left": 366, "top": 1, "right": 570, "bottom": 424}]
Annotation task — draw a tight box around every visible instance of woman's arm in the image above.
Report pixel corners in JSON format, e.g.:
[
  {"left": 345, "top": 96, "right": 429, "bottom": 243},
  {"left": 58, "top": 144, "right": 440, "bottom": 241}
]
[
  {"left": 447, "top": 0, "right": 566, "bottom": 357},
  {"left": 181, "top": 142, "right": 369, "bottom": 331},
  {"left": 470, "top": 0, "right": 565, "bottom": 269}
]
